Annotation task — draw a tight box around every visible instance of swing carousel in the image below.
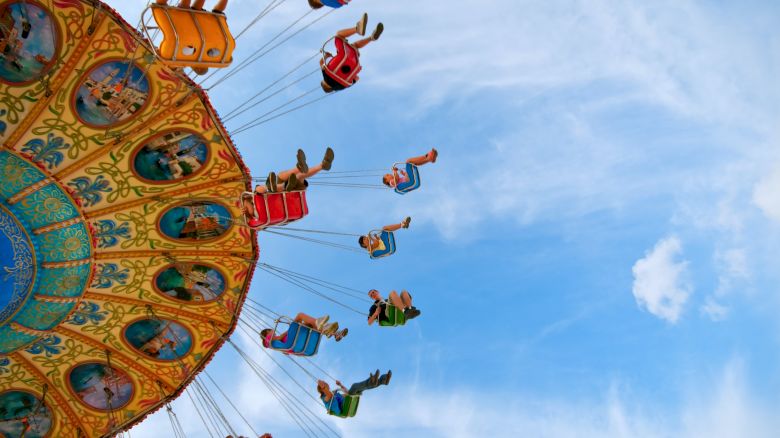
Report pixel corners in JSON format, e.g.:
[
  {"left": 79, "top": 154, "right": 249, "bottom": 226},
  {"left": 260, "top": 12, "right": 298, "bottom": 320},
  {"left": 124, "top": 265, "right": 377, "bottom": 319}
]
[{"left": 0, "top": 0, "right": 431, "bottom": 436}]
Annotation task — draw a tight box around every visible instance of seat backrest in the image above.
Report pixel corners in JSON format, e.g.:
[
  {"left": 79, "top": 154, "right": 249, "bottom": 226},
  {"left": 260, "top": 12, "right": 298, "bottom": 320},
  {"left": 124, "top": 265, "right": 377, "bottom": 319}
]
[
  {"left": 378, "top": 305, "right": 407, "bottom": 327},
  {"left": 394, "top": 163, "right": 421, "bottom": 194},
  {"left": 270, "top": 322, "right": 299, "bottom": 350},
  {"left": 148, "top": 5, "right": 235, "bottom": 68},
  {"left": 370, "top": 230, "right": 396, "bottom": 259},
  {"left": 246, "top": 192, "right": 268, "bottom": 228},
  {"left": 323, "top": 37, "right": 362, "bottom": 87},
  {"left": 291, "top": 325, "right": 313, "bottom": 354},
  {"left": 329, "top": 392, "right": 360, "bottom": 418},
  {"left": 265, "top": 192, "right": 288, "bottom": 225},
  {"left": 300, "top": 331, "right": 321, "bottom": 356},
  {"left": 284, "top": 191, "right": 309, "bottom": 221},
  {"left": 341, "top": 394, "right": 360, "bottom": 418},
  {"left": 247, "top": 191, "right": 309, "bottom": 230}
]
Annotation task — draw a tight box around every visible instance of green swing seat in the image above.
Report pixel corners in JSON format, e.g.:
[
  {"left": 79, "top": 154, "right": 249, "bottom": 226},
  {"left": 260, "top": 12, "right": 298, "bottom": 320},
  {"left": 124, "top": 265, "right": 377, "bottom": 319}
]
[
  {"left": 328, "top": 392, "right": 360, "bottom": 418},
  {"left": 378, "top": 305, "right": 406, "bottom": 327}
]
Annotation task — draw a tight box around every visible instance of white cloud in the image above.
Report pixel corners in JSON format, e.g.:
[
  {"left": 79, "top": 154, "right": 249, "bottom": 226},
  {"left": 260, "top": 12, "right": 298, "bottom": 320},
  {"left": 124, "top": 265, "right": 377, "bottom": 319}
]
[
  {"left": 699, "top": 248, "right": 750, "bottom": 321},
  {"left": 753, "top": 166, "right": 780, "bottom": 223},
  {"left": 335, "top": 359, "right": 779, "bottom": 438},
  {"left": 357, "top": 0, "right": 780, "bottom": 239},
  {"left": 631, "top": 236, "right": 692, "bottom": 323},
  {"left": 701, "top": 297, "right": 729, "bottom": 321},
  {"left": 679, "top": 359, "right": 778, "bottom": 438},
  {"left": 716, "top": 249, "right": 750, "bottom": 291},
  {"left": 371, "top": 1, "right": 779, "bottom": 128}
]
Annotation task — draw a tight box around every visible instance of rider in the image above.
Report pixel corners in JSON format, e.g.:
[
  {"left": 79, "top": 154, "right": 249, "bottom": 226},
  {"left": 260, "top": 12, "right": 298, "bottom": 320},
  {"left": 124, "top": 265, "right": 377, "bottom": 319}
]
[
  {"left": 317, "top": 370, "right": 391, "bottom": 415},
  {"left": 259, "top": 312, "right": 348, "bottom": 349},
  {"left": 368, "top": 289, "right": 421, "bottom": 323},
  {"left": 358, "top": 217, "right": 411, "bottom": 253},
  {"left": 320, "top": 14, "right": 383, "bottom": 93},
  {"left": 241, "top": 148, "right": 334, "bottom": 218},
  {"left": 383, "top": 148, "right": 438, "bottom": 188},
  {"left": 259, "top": 147, "right": 334, "bottom": 193},
  {"left": 307, "top": 0, "right": 350, "bottom": 9}
]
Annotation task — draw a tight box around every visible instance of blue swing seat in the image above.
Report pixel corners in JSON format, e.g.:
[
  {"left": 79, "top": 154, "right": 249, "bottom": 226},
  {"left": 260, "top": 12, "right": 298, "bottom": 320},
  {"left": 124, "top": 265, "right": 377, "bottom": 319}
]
[
  {"left": 369, "top": 230, "right": 396, "bottom": 259},
  {"left": 393, "top": 162, "right": 421, "bottom": 194},
  {"left": 269, "top": 320, "right": 322, "bottom": 356}
]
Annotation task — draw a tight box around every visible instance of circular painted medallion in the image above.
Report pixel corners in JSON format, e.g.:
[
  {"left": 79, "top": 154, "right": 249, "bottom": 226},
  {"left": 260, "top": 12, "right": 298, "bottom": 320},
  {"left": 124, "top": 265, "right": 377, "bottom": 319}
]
[
  {"left": 0, "top": 202, "right": 34, "bottom": 325},
  {"left": 132, "top": 130, "right": 210, "bottom": 183},
  {"left": 0, "top": 1, "right": 59, "bottom": 85},
  {"left": 67, "top": 362, "right": 134, "bottom": 411},
  {"left": 123, "top": 318, "right": 193, "bottom": 361},
  {"left": 158, "top": 201, "right": 232, "bottom": 242},
  {"left": 0, "top": 390, "right": 53, "bottom": 437},
  {"left": 73, "top": 59, "right": 150, "bottom": 128},
  {"left": 154, "top": 263, "right": 227, "bottom": 303}
]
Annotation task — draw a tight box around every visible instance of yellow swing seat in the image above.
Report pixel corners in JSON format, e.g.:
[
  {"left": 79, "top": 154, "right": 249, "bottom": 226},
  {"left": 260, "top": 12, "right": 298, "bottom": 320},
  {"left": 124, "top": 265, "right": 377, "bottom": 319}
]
[{"left": 143, "top": 4, "right": 235, "bottom": 68}]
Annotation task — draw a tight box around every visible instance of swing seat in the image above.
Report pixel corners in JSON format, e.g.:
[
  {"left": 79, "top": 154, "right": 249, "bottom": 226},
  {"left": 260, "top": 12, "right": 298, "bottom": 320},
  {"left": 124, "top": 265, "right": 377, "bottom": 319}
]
[
  {"left": 143, "top": 4, "right": 235, "bottom": 68},
  {"left": 321, "top": 0, "right": 350, "bottom": 7},
  {"left": 269, "top": 320, "right": 322, "bottom": 357},
  {"left": 328, "top": 392, "right": 360, "bottom": 418},
  {"left": 321, "top": 36, "right": 362, "bottom": 88},
  {"left": 393, "top": 163, "right": 421, "bottom": 194},
  {"left": 378, "top": 305, "right": 407, "bottom": 327},
  {"left": 369, "top": 230, "right": 396, "bottom": 259},
  {"left": 241, "top": 191, "right": 309, "bottom": 230}
]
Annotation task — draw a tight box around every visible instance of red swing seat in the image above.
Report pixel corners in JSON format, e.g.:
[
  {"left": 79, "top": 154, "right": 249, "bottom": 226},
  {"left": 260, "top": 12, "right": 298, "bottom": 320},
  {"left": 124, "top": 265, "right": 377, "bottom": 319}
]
[
  {"left": 322, "top": 36, "right": 362, "bottom": 88},
  {"left": 241, "top": 191, "right": 308, "bottom": 230}
]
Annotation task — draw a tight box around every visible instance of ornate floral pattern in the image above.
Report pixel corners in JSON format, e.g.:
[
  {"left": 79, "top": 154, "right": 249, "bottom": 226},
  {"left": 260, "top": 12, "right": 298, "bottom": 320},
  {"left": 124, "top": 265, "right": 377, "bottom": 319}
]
[
  {"left": 15, "top": 183, "right": 79, "bottom": 229},
  {"left": 20, "top": 133, "right": 71, "bottom": 169},
  {"left": 38, "top": 223, "right": 90, "bottom": 261},
  {"left": 91, "top": 263, "right": 129, "bottom": 288},
  {"left": 66, "top": 301, "right": 108, "bottom": 326},
  {"left": 67, "top": 175, "right": 112, "bottom": 207},
  {"left": 24, "top": 335, "right": 63, "bottom": 357},
  {"left": 0, "top": 151, "right": 46, "bottom": 199},
  {"left": 93, "top": 220, "right": 131, "bottom": 248}
]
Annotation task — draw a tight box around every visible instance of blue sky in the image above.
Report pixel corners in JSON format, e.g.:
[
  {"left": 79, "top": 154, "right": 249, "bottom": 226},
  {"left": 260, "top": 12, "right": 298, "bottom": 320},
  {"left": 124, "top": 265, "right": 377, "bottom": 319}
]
[{"left": 107, "top": 0, "right": 780, "bottom": 436}]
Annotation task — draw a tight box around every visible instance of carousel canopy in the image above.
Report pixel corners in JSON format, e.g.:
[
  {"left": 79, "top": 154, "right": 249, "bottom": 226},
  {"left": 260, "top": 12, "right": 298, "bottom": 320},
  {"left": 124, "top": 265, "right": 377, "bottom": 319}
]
[{"left": 0, "top": 0, "right": 257, "bottom": 436}]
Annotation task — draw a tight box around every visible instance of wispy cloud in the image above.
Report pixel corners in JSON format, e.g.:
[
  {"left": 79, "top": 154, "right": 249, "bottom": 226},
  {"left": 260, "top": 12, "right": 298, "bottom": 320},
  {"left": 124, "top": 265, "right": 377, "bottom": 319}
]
[
  {"left": 631, "top": 236, "right": 692, "bottom": 323},
  {"left": 371, "top": 1, "right": 779, "bottom": 126},
  {"left": 353, "top": 0, "right": 780, "bottom": 241},
  {"left": 336, "top": 358, "right": 778, "bottom": 438},
  {"left": 753, "top": 165, "right": 780, "bottom": 224}
]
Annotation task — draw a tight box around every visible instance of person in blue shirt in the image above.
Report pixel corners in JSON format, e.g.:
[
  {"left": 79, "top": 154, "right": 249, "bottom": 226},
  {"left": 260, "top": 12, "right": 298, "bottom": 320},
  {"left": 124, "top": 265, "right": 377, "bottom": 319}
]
[
  {"left": 316, "top": 370, "right": 391, "bottom": 415},
  {"left": 307, "top": 0, "right": 350, "bottom": 9}
]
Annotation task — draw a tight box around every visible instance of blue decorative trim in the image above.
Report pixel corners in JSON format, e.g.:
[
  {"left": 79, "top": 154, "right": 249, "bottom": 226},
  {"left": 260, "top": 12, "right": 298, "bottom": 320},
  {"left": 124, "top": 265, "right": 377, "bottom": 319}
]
[{"left": 0, "top": 204, "right": 34, "bottom": 323}]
